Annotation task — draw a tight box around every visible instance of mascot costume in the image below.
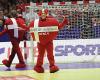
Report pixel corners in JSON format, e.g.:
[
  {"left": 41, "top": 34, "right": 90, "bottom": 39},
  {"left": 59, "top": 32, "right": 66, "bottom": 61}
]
[
  {"left": 0, "top": 10, "right": 28, "bottom": 68},
  {"left": 29, "top": 9, "right": 68, "bottom": 73}
]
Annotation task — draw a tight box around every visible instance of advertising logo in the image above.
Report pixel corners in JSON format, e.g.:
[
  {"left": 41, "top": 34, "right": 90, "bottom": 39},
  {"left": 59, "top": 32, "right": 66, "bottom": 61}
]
[{"left": 55, "top": 44, "right": 100, "bottom": 56}]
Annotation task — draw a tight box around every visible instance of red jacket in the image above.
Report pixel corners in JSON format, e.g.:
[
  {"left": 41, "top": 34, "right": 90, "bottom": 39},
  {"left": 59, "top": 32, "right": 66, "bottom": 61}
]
[{"left": 29, "top": 17, "right": 68, "bottom": 45}]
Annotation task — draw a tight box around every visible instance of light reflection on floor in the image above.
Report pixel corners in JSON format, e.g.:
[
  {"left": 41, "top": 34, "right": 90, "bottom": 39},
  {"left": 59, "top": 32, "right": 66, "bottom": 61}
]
[{"left": 0, "top": 62, "right": 100, "bottom": 80}]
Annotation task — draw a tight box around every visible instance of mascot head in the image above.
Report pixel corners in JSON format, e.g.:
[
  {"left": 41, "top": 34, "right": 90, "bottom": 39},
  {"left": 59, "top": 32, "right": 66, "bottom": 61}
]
[{"left": 38, "top": 9, "right": 48, "bottom": 20}]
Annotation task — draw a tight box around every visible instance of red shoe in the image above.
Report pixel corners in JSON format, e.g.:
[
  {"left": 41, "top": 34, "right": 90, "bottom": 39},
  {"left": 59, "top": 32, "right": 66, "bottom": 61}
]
[
  {"left": 34, "top": 65, "right": 44, "bottom": 73},
  {"left": 2, "top": 59, "right": 10, "bottom": 67},
  {"left": 50, "top": 65, "right": 59, "bottom": 73},
  {"left": 15, "top": 63, "right": 26, "bottom": 68}
]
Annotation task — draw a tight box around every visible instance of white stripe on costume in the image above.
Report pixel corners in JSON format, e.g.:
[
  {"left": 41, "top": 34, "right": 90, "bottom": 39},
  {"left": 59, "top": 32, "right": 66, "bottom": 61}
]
[
  {"left": 7, "top": 18, "right": 18, "bottom": 38},
  {"left": 30, "top": 26, "right": 58, "bottom": 32},
  {"left": 34, "top": 19, "right": 39, "bottom": 42}
]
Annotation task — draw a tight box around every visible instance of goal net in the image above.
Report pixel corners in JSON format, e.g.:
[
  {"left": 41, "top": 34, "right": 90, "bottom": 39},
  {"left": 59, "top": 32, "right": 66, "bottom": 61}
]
[
  {"left": 28, "top": 3, "right": 100, "bottom": 39},
  {"left": 24, "top": 2, "right": 100, "bottom": 64}
]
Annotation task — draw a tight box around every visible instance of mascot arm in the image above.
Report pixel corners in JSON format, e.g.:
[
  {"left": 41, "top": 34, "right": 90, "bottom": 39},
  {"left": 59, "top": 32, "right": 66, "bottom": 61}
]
[
  {"left": 16, "top": 18, "right": 29, "bottom": 30},
  {"left": 0, "top": 19, "right": 11, "bottom": 36},
  {"left": 5, "top": 18, "right": 13, "bottom": 25},
  {"left": 58, "top": 17, "right": 69, "bottom": 29},
  {"left": 28, "top": 21, "right": 34, "bottom": 28},
  {"left": 0, "top": 29, "right": 7, "bottom": 36}
]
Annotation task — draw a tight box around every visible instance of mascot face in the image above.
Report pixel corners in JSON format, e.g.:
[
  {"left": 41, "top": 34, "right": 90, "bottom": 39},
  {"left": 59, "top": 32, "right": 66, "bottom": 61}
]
[
  {"left": 38, "top": 9, "right": 48, "bottom": 20},
  {"left": 41, "top": 12, "right": 47, "bottom": 20}
]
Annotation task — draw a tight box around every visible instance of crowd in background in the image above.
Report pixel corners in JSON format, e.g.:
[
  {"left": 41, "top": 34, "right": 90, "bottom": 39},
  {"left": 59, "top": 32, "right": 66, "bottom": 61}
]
[
  {"left": 0, "top": 0, "right": 29, "bottom": 16},
  {"left": 0, "top": 0, "right": 86, "bottom": 11}
]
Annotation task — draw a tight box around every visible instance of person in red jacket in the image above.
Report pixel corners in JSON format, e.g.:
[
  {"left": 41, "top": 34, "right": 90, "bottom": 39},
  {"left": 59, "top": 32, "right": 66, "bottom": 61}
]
[
  {"left": 29, "top": 9, "right": 68, "bottom": 73},
  {"left": 0, "top": 10, "right": 28, "bottom": 68}
]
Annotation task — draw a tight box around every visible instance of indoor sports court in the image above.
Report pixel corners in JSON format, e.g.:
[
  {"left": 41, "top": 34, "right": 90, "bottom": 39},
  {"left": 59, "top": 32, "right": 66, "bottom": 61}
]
[{"left": 0, "top": 0, "right": 100, "bottom": 80}]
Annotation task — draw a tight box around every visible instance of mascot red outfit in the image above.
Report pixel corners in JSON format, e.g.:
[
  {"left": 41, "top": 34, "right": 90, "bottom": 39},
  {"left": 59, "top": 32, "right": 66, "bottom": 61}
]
[
  {"left": 29, "top": 9, "right": 68, "bottom": 73},
  {"left": 0, "top": 12, "right": 28, "bottom": 68}
]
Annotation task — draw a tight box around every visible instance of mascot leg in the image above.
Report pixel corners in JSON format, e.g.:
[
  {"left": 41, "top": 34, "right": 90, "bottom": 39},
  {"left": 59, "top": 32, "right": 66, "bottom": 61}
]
[
  {"left": 15, "top": 46, "right": 26, "bottom": 68},
  {"left": 11, "top": 40, "right": 26, "bottom": 68},
  {"left": 2, "top": 48, "right": 15, "bottom": 68},
  {"left": 13, "top": 41, "right": 26, "bottom": 68},
  {"left": 46, "top": 41, "right": 59, "bottom": 73},
  {"left": 34, "top": 43, "right": 45, "bottom": 73},
  {"left": 3, "top": 40, "right": 26, "bottom": 68}
]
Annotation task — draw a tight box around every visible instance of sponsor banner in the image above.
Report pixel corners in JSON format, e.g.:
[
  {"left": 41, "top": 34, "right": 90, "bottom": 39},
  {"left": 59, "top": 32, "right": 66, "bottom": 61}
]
[
  {"left": 53, "top": 39, "right": 100, "bottom": 63},
  {"left": 0, "top": 41, "right": 37, "bottom": 64},
  {"left": 0, "top": 42, "right": 24, "bottom": 64},
  {"left": 0, "top": 39, "right": 100, "bottom": 64}
]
